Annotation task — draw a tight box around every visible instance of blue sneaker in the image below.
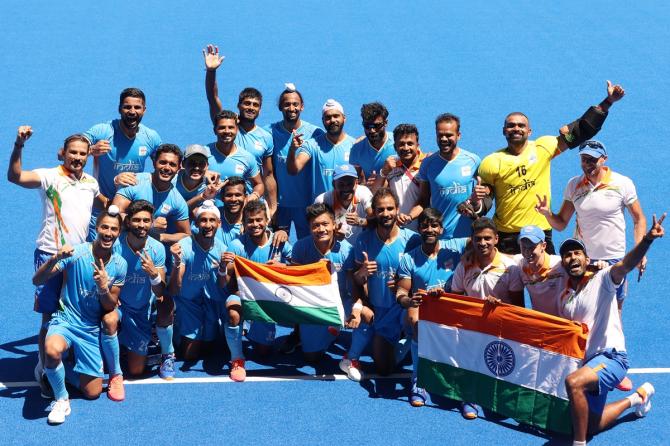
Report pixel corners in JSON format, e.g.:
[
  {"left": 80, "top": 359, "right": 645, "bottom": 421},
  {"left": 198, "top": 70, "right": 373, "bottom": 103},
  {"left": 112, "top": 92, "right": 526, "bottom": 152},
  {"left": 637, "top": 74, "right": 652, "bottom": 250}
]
[
  {"left": 410, "top": 382, "right": 427, "bottom": 407},
  {"left": 159, "top": 353, "right": 176, "bottom": 380},
  {"left": 460, "top": 402, "right": 479, "bottom": 420}
]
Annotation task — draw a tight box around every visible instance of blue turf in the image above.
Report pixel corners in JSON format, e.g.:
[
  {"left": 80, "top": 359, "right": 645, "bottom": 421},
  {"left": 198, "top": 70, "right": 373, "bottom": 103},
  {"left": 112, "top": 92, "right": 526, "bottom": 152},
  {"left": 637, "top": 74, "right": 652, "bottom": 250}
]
[{"left": 1, "top": 0, "right": 669, "bottom": 444}]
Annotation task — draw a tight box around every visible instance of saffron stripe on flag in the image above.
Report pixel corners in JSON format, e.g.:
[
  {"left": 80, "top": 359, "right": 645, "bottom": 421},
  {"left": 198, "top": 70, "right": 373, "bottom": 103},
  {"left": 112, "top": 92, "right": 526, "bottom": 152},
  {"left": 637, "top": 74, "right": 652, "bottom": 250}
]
[{"left": 234, "top": 256, "right": 332, "bottom": 286}]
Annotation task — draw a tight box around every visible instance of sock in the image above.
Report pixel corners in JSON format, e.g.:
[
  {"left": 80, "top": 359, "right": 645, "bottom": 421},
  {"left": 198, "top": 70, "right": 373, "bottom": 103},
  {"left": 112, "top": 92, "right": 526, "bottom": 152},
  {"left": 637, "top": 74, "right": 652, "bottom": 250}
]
[
  {"left": 157, "top": 325, "right": 175, "bottom": 355},
  {"left": 572, "top": 441, "right": 587, "bottom": 446},
  {"left": 626, "top": 392, "right": 643, "bottom": 407},
  {"left": 347, "top": 323, "right": 373, "bottom": 360},
  {"left": 224, "top": 321, "right": 244, "bottom": 361},
  {"left": 45, "top": 363, "right": 68, "bottom": 401},
  {"left": 101, "top": 333, "right": 122, "bottom": 376},
  {"left": 411, "top": 339, "right": 419, "bottom": 382}
]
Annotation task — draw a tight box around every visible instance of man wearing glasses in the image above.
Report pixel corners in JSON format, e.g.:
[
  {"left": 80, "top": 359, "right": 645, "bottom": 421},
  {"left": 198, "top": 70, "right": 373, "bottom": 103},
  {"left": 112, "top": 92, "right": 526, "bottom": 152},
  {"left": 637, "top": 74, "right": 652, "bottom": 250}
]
[{"left": 350, "top": 102, "right": 396, "bottom": 190}]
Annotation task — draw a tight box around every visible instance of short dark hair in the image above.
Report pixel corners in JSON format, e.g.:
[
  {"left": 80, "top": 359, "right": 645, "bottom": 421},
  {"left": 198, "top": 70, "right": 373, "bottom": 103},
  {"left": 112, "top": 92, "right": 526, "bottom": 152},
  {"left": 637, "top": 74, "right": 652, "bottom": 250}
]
[
  {"left": 372, "top": 187, "right": 399, "bottom": 208},
  {"left": 435, "top": 113, "right": 461, "bottom": 131},
  {"left": 278, "top": 88, "right": 304, "bottom": 108},
  {"left": 222, "top": 176, "right": 247, "bottom": 195},
  {"left": 125, "top": 200, "right": 154, "bottom": 229},
  {"left": 393, "top": 124, "right": 419, "bottom": 142},
  {"left": 119, "top": 88, "right": 146, "bottom": 105},
  {"left": 418, "top": 208, "right": 443, "bottom": 227},
  {"left": 96, "top": 205, "right": 123, "bottom": 228},
  {"left": 154, "top": 144, "right": 183, "bottom": 164},
  {"left": 472, "top": 217, "right": 498, "bottom": 235},
  {"left": 242, "top": 200, "right": 267, "bottom": 221},
  {"left": 305, "top": 202, "right": 335, "bottom": 223},
  {"left": 361, "top": 102, "right": 389, "bottom": 122},
  {"left": 504, "top": 112, "right": 529, "bottom": 124},
  {"left": 239, "top": 88, "right": 263, "bottom": 104},
  {"left": 214, "top": 110, "right": 239, "bottom": 125},
  {"left": 63, "top": 134, "right": 91, "bottom": 152}
]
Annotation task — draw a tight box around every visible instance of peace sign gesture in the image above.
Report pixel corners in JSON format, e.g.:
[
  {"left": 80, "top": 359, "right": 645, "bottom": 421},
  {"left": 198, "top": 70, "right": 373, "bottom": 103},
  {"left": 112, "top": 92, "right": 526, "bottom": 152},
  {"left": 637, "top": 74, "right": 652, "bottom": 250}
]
[
  {"left": 92, "top": 258, "right": 110, "bottom": 291},
  {"left": 646, "top": 213, "right": 666, "bottom": 241},
  {"left": 137, "top": 249, "right": 159, "bottom": 279}
]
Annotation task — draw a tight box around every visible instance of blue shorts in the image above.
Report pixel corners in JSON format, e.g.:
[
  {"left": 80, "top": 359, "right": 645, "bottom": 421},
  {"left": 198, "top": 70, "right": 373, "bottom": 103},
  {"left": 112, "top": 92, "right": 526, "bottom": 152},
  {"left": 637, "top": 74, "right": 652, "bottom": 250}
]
[
  {"left": 276, "top": 206, "right": 310, "bottom": 240},
  {"left": 585, "top": 349, "right": 629, "bottom": 414},
  {"left": 299, "top": 324, "right": 339, "bottom": 353},
  {"left": 592, "top": 258, "right": 627, "bottom": 302},
  {"left": 117, "top": 305, "right": 152, "bottom": 356},
  {"left": 34, "top": 249, "right": 64, "bottom": 314},
  {"left": 47, "top": 315, "right": 104, "bottom": 378},
  {"left": 372, "top": 304, "right": 405, "bottom": 343},
  {"left": 203, "top": 298, "right": 226, "bottom": 341},
  {"left": 247, "top": 321, "right": 276, "bottom": 346},
  {"left": 174, "top": 296, "right": 208, "bottom": 342}
]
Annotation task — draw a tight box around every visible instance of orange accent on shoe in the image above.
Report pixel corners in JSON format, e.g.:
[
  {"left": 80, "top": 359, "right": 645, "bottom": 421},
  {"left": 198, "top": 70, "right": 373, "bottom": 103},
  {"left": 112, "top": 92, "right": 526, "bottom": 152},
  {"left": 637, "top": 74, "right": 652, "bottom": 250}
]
[
  {"left": 616, "top": 376, "right": 633, "bottom": 392},
  {"left": 107, "top": 374, "right": 125, "bottom": 401},
  {"left": 230, "top": 359, "right": 246, "bottom": 382},
  {"left": 350, "top": 359, "right": 361, "bottom": 369},
  {"left": 637, "top": 386, "right": 648, "bottom": 402}
]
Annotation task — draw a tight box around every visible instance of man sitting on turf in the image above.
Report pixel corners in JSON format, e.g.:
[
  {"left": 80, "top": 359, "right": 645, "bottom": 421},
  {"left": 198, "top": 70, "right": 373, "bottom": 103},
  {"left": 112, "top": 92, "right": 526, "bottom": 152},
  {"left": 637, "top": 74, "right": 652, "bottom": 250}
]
[
  {"left": 396, "top": 208, "right": 468, "bottom": 407},
  {"left": 33, "top": 207, "right": 127, "bottom": 425},
  {"left": 559, "top": 214, "right": 664, "bottom": 446}
]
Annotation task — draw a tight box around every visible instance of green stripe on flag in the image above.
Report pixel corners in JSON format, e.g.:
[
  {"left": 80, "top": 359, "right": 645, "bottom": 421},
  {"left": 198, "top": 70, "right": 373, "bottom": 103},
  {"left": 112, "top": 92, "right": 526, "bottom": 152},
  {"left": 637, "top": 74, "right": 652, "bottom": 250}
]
[
  {"left": 418, "top": 357, "right": 572, "bottom": 434},
  {"left": 242, "top": 300, "right": 342, "bottom": 326}
]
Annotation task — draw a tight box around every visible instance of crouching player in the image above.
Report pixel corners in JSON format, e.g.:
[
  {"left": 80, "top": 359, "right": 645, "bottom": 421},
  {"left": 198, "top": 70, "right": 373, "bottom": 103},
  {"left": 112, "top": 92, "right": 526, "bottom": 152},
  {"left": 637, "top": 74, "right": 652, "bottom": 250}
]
[
  {"left": 396, "top": 208, "right": 467, "bottom": 406},
  {"left": 33, "top": 208, "right": 127, "bottom": 425},
  {"left": 290, "top": 203, "right": 355, "bottom": 363}
]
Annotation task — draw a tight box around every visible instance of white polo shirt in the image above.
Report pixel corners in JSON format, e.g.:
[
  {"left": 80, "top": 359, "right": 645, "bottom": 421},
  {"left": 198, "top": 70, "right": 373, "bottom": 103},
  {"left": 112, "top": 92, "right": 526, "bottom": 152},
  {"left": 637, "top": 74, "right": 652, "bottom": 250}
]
[
  {"left": 386, "top": 152, "right": 427, "bottom": 231},
  {"left": 559, "top": 266, "right": 625, "bottom": 360},
  {"left": 451, "top": 250, "right": 523, "bottom": 303},
  {"left": 514, "top": 253, "right": 566, "bottom": 316},
  {"left": 314, "top": 185, "right": 372, "bottom": 243},
  {"left": 35, "top": 166, "right": 100, "bottom": 253},
  {"left": 563, "top": 168, "right": 637, "bottom": 260}
]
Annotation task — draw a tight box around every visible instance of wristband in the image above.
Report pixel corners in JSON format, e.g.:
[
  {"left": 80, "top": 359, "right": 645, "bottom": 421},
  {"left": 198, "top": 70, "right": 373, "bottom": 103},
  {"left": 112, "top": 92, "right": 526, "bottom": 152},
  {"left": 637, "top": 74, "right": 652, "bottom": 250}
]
[
  {"left": 150, "top": 275, "right": 162, "bottom": 286},
  {"left": 352, "top": 303, "right": 363, "bottom": 311},
  {"left": 217, "top": 267, "right": 228, "bottom": 277}
]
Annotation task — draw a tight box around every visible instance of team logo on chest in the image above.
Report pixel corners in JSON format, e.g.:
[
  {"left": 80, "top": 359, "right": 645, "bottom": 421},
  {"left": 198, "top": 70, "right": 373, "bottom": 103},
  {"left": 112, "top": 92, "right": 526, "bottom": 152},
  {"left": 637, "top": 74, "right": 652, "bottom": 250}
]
[{"left": 139, "top": 146, "right": 148, "bottom": 156}]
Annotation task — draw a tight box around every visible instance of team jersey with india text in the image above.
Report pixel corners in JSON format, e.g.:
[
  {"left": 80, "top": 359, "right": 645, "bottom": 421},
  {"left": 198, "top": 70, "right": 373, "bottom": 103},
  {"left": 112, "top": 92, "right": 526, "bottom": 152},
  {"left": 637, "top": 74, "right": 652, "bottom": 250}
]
[
  {"left": 513, "top": 253, "right": 565, "bottom": 316},
  {"left": 451, "top": 250, "right": 523, "bottom": 303},
  {"left": 297, "top": 133, "right": 355, "bottom": 201},
  {"left": 236, "top": 126, "right": 274, "bottom": 170},
  {"left": 114, "top": 233, "right": 165, "bottom": 311},
  {"left": 206, "top": 144, "right": 259, "bottom": 198},
  {"left": 416, "top": 149, "right": 480, "bottom": 239},
  {"left": 386, "top": 152, "right": 428, "bottom": 231},
  {"left": 268, "top": 120, "right": 324, "bottom": 209},
  {"left": 215, "top": 216, "right": 243, "bottom": 247},
  {"left": 176, "top": 236, "right": 226, "bottom": 301},
  {"left": 291, "top": 237, "right": 354, "bottom": 298},
  {"left": 354, "top": 228, "right": 421, "bottom": 309},
  {"left": 174, "top": 170, "right": 207, "bottom": 203},
  {"left": 314, "top": 186, "right": 373, "bottom": 243},
  {"left": 227, "top": 232, "right": 292, "bottom": 264},
  {"left": 54, "top": 243, "right": 127, "bottom": 328},
  {"left": 350, "top": 133, "right": 395, "bottom": 179},
  {"left": 563, "top": 168, "right": 637, "bottom": 260},
  {"left": 84, "top": 120, "right": 162, "bottom": 199},
  {"left": 34, "top": 166, "right": 100, "bottom": 254},
  {"left": 398, "top": 238, "right": 468, "bottom": 293},
  {"left": 478, "top": 136, "right": 562, "bottom": 232},
  {"left": 558, "top": 267, "right": 625, "bottom": 359},
  {"left": 117, "top": 176, "right": 189, "bottom": 234}
]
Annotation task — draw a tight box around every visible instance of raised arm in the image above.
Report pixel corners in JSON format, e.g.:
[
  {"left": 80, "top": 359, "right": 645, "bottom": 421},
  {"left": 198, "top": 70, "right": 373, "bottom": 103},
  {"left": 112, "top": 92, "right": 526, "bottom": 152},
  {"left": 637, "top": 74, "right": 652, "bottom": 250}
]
[
  {"left": 535, "top": 195, "right": 575, "bottom": 231},
  {"left": 203, "top": 44, "right": 225, "bottom": 124},
  {"left": 286, "top": 131, "right": 311, "bottom": 175},
  {"left": 627, "top": 199, "right": 648, "bottom": 280},
  {"left": 33, "top": 245, "right": 74, "bottom": 285},
  {"left": 611, "top": 213, "right": 665, "bottom": 285},
  {"left": 7, "top": 126, "right": 41, "bottom": 188},
  {"left": 168, "top": 243, "right": 185, "bottom": 297}
]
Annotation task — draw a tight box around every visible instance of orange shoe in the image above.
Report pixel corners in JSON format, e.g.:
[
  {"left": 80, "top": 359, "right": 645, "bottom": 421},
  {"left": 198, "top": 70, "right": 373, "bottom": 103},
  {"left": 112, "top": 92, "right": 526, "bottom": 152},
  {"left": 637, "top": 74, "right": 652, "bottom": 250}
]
[
  {"left": 107, "top": 374, "right": 125, "bottom": 401},
  {"left": 230, "top": 359, "right": 246, "bottom": 382}
]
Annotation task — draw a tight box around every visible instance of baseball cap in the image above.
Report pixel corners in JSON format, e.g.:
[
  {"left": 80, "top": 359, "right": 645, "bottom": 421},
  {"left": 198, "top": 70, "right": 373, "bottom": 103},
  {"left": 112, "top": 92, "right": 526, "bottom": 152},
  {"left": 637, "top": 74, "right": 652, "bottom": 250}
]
[
  {"left": 559, "top": 238, "right": 587, "bottom": 256},
  {"left": 518, "top": 225, "right": 545, "bottom": 244},
  {"left": 184, "top": 144, "right": 211, "bottom": 160},
  {"left": 578, "top": 140, "right": 607, "bottom": 159},
  {"left": 333, "top": 164, "right": 358, "bottom": 181}
]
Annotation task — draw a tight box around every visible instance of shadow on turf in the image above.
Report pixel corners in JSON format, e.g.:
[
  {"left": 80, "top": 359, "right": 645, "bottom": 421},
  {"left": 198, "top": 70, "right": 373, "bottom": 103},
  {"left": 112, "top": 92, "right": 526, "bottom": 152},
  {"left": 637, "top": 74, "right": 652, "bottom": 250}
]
[{"left": 0, "top": 335, "right": 39, "bottom": 382}]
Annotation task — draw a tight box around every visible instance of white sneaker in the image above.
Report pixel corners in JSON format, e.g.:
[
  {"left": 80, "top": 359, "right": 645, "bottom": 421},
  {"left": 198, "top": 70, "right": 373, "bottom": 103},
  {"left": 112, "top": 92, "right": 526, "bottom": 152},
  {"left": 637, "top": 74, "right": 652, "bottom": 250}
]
[
  {"left": 635, "top": 382, "right": 655, "bottom": 417},
  {"left": 47, "top": 399, "right": 71, "bottom": 425},
  {"left": 339, "top": 358, "right": 363, "bottom": 382}
]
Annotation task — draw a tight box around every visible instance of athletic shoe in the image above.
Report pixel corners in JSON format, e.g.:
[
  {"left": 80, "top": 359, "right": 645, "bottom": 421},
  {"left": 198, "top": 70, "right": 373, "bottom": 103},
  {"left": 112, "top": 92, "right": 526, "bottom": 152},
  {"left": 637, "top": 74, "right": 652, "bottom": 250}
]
[
  {"left": 279, "top": 330, "right": 301, "bottom": 354},
  {"left": 34, "top": 363, "right": 53, "bottom": 399},
  {"left": 616, "top": 376, "right": 633, "bottom": 392},
  {"left": 339, "top": 358, "right": 363, "bottom": 382},
  {"left": 47, "top": 399, "right": 71, "bottom": 425},
  {"left": 159, "top": 353, "right": 176, "bottom": 380},
  {"left": 634, "top": 382, "right": 655, "bottom": 417},
  {"left": 410, "top": 382, "right": 427, "bottom": 407},
  {"left": 230, "top": 359, "right": 246, "bottom": 382},
  {"left": 107, "top": 374, "right": 125, "bottom": 401},
  {"left": 460, "top": 402, "right": 479, "bottom": 420}
]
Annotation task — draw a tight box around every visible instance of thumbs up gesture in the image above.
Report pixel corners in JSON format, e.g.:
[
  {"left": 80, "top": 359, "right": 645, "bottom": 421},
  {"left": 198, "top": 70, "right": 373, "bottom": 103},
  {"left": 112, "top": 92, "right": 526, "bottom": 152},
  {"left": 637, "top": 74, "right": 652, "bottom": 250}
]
[{"left": 359, "top": 251, "right": 377, "bottom": 277}]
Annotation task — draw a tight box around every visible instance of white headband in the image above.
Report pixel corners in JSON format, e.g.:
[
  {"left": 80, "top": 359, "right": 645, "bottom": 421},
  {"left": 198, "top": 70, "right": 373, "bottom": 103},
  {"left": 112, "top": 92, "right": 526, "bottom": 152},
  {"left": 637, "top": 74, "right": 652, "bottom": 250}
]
[
  {"left": 322, "top": 98, "right": 344, "bottom": 115},
  {"left": 195, "top": 200, "right": 220, "bottom": 220}
]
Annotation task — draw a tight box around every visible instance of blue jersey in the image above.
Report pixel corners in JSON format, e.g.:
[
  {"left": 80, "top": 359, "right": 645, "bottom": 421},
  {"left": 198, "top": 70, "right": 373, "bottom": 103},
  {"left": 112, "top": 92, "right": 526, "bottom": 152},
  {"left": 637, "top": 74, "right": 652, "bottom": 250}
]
[
  {"left": 291, "top": 237, "right": 354, "bottom": 298},
  {"left": 215, "top": 216, "right": 243, "bottom": 247},
  {"left": 236, "top": 126, "right": 274, "bottom": 171},
  {"left": 297, "top": 133, "right": 355, "bottom": 201},
  {"left": 114, "top": 233, "right": 166, "bottom": 311},
  {"left": 206, "top": 144, "right": 259, "bottom": 199},
  {"left": 174, "top": 170, "right": 206, "bottom": 203},
  {"left": 84, "top": 120, "right": 162, "bottom": 199},
  {"left": 398, "top": 238, "right": 467, "bottom": 293},
  {"left": 55, "top": 243, "right": 127, "bottom": 328},
  {"left": 268, "top": 121, "right": 324, "bottom": 208},
  {"left": 228, "top": 232, "right": 292, "bottom": 264},
  {"left": 117, "top": 177, "right": 190, "bottom": 233},
  {"left": 416, "top": 150, "right": 481, "bottom": 239},
  {"left": 177, "top": 236, "right": 226, "bottom": 300},
  {"left": 354, "top": 228, "right": 421, "bottom": 308},
  {"left": 350, "top": 133, "right": 396, "bottom": 179}
]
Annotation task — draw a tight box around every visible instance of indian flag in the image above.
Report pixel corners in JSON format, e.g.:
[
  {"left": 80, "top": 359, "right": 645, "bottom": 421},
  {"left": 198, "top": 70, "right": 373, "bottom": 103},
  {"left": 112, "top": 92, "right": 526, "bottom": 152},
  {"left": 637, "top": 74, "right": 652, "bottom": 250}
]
[
  {"left": 234, "top": 256, "right": 345, "bottom": 326},
  {"left": 418, "top": 292, "right": 587, "bottom": 434}
]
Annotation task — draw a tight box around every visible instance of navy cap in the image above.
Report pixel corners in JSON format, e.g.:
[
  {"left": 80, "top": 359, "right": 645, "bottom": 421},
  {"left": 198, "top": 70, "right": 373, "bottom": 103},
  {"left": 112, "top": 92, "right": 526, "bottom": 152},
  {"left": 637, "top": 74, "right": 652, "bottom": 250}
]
[
  {"left": 578, "top": 140, "right": 607, "bottom": 159},
  {"left": 559, "top": 238, "right": 588, "bottom": 256}
]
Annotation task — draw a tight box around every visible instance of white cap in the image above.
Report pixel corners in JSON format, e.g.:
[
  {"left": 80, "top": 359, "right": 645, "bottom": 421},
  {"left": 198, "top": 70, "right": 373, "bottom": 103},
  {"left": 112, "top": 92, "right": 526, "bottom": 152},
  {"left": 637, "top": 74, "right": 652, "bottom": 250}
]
[
  {"left": 107, "top": 205, "right": 120, "bottom": 216},
  {"left": 322, "top": 98, "right": 344, "bottom": 115},
  {"left": 194, "top": 200, "right": 220, "bottom": 220}
]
